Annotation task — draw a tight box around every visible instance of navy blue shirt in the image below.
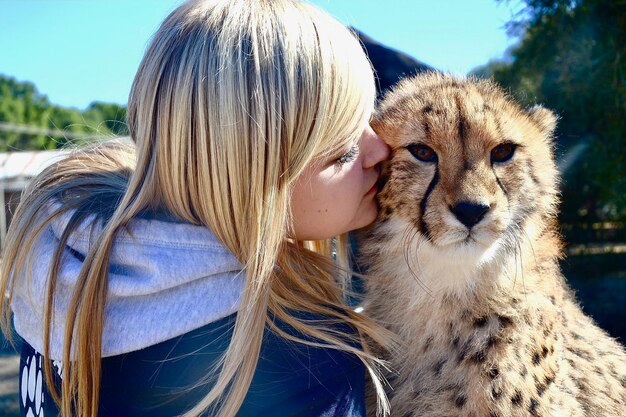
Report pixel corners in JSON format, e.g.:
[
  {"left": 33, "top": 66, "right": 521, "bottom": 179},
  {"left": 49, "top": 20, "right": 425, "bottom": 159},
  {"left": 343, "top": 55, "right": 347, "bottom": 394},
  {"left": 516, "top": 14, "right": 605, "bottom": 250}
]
[{"left": 20, "top": 312, "right": 365, "bottom": 416}]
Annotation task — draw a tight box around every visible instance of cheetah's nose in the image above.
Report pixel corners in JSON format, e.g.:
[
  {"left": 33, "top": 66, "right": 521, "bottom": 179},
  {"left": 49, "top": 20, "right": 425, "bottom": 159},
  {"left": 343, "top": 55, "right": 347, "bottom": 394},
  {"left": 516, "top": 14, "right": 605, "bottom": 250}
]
[{"left": 450, "top": 202, "right": 490, "bottom": 228}]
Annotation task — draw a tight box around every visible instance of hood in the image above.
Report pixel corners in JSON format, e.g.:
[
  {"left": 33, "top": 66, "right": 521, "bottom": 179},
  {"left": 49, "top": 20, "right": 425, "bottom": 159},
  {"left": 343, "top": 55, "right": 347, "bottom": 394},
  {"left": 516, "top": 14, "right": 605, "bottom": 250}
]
[{"left": 12, "top": 207, "right": 244, "bottom": 359}]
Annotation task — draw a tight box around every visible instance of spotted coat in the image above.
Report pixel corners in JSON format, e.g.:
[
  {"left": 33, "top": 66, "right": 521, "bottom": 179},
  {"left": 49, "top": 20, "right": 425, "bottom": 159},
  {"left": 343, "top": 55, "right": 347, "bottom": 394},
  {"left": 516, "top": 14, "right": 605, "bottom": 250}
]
[{"left": 361, "top": 73, "right": 626, "bottom": 417}]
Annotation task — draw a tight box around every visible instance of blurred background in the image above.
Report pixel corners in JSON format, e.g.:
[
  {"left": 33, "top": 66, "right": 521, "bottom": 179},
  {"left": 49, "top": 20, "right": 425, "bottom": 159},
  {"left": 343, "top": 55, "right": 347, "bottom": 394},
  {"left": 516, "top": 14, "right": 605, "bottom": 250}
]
[{"left": 0, "top": 0, "right": 624, "bottom": 415}]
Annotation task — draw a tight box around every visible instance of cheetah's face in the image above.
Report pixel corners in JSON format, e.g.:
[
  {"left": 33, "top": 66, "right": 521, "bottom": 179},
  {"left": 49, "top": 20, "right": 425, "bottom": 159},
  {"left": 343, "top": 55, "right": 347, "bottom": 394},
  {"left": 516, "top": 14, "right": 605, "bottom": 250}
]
[{"left": 372, "top": 74, "right": 559, "bottom": 263}]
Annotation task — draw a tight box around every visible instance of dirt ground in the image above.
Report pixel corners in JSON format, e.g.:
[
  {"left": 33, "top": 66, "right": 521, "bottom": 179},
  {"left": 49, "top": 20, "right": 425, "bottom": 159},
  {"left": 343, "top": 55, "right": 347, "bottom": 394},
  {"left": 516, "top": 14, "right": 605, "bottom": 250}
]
[{"left": 0, "top": 334, "right": 20, "bottom": 417}]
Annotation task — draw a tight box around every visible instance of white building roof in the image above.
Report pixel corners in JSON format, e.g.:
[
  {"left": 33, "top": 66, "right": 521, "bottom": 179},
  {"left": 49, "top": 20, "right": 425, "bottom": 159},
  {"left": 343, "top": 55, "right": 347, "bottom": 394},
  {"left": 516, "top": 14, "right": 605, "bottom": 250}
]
[
  {"left": 0, "top": 149, "right": 69, "bottom": 192},
  {"left": 0, "top": 137, "right": 132, "bottom": 193}
]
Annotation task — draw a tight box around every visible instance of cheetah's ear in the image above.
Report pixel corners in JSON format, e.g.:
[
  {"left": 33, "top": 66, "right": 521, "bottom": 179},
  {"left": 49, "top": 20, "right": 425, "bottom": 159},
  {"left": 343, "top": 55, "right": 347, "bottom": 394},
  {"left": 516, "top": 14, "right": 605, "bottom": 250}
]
[{"left": 527, "top": 105, "right": 558, "bottom": 136}]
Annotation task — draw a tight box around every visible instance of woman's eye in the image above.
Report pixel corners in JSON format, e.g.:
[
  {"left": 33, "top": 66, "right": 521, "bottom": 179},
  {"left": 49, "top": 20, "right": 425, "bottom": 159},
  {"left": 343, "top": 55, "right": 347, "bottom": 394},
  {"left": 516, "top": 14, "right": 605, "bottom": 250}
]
[
  {"left": 336, "top": 144, "right": 359, "bottom": 165},
  {"left": 407, "top": 144, "right": 437, "bottom": 163},
  {"left": 491, "top": 143, "right": 517, "bottom": 163}
]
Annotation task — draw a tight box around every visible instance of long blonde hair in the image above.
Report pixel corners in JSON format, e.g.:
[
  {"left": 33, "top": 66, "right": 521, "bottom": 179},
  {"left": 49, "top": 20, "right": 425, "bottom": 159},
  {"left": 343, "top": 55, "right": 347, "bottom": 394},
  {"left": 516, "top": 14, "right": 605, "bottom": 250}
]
[{"left": 0, "top": 1, "right": 392, "bottom": 416}]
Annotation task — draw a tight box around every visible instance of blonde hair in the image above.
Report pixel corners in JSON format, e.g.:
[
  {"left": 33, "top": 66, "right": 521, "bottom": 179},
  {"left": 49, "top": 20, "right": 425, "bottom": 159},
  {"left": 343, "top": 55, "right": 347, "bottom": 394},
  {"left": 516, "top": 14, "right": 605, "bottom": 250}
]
[{"left": 0, "top": 1, "right": 392, "bottom": 416}]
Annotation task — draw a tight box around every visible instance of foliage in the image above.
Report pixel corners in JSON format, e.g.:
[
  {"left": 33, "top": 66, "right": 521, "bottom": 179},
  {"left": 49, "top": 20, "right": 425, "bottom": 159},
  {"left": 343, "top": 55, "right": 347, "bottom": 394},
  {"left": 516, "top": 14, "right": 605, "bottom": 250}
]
[
  {"left": 0, "top": 74, "right": 128, "bottom": 152},
  {"left": 473, "top": 0, "right": 626, "bottom": 224}
]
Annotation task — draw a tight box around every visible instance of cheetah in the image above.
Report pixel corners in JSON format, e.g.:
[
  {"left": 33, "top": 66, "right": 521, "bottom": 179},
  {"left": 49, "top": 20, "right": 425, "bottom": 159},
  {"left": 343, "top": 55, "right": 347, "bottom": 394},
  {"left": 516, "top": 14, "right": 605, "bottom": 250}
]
[{"left": 360, "top": 73, "right": 626, "bottom": 417}]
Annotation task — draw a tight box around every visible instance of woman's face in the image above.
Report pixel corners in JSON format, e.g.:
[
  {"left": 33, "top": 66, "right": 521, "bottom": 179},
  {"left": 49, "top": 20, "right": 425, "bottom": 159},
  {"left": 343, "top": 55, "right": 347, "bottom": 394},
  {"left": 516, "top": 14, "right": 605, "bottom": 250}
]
[{"left": 291, "top": 125, "right": 390, "bottom": 240}]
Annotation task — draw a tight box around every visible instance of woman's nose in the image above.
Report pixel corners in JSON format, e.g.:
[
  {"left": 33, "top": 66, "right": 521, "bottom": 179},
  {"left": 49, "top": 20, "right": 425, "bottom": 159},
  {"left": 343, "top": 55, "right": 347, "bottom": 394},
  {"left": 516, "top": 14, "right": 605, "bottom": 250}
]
[{"left": 363, "top": 125, "right": 390, "bottom": 168}]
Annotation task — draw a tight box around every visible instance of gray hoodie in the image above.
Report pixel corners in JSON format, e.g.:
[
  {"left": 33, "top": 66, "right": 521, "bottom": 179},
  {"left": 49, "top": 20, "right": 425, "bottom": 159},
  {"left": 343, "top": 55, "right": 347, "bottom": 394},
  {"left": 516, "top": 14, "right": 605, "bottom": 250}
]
[{"left": 12, "top": 208, "right": 245, "bottom": 359}]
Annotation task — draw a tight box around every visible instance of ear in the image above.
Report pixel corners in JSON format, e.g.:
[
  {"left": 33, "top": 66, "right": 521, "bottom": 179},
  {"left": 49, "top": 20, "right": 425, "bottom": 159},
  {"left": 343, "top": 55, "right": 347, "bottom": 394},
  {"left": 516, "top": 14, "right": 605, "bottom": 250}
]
[{"left": 527, "top": 105, "right": 558, "bottom": 135}]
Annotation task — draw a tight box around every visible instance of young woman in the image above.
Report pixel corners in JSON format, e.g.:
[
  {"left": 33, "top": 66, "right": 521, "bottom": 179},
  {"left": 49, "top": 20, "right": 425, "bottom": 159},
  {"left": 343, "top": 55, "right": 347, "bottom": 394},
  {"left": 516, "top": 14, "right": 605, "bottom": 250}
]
[{"left": 0, "top": 1, "right": 392, "bottom": 416}]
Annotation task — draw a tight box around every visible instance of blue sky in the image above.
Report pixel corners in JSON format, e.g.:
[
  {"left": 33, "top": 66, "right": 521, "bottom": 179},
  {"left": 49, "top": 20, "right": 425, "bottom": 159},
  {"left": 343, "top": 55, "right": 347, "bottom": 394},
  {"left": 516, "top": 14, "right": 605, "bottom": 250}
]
[{"left": 0, "top": 0, "right": 524, "bottom": 110}]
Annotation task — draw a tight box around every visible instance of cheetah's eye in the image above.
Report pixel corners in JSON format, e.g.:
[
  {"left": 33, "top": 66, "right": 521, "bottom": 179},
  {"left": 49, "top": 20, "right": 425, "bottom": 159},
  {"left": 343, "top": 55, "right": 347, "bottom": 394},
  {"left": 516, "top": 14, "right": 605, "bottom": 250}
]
[
  {"left": 407, "top": 144, "right": 437, "bottom": 163},
  {"left": 491, "top": 143, "right": 517, "bottom": 163}
]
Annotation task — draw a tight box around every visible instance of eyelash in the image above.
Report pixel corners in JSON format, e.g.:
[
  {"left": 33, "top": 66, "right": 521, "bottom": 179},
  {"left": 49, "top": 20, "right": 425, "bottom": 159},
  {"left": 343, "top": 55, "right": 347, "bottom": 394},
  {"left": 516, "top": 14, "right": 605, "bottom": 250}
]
[{"left": 336, "top": 144, "right": 359, "bottom": 165}]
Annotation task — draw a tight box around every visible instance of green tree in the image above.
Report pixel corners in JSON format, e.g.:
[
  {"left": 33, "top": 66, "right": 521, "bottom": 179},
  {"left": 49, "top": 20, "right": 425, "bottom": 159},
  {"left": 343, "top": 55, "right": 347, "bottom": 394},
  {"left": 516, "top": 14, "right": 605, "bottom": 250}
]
[
  {"left": 0, "top": 76, "right": 49, "bottom": 150},
  {"left": 83, "top": 101, "right": 128, "bottom": 135},
  {"left": 0, "top": 75, "right": 128, "bottom": 152}
]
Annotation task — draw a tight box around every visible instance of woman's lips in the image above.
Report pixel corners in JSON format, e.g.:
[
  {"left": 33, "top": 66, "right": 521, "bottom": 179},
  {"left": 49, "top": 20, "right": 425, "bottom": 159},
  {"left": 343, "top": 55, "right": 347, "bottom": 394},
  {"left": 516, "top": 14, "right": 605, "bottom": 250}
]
[
  {"left": 365, "top": 182, "right": 378, "bottom": 196},
  {"left": 366, "top": 165, "right": 383, "bottom": 196}
]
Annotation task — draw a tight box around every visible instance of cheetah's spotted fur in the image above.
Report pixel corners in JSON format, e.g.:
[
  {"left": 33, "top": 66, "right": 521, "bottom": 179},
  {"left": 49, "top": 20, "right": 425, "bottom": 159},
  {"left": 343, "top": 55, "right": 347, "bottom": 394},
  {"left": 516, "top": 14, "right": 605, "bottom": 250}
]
[{"left": 361, "top": 73, "right": 626, "bottom": 417}]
